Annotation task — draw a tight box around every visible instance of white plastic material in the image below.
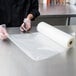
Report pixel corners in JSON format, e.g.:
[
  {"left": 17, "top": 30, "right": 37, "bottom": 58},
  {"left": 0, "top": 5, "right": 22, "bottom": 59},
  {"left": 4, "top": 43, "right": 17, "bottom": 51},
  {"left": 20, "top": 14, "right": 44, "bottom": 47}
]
[
  {"left": 37, "top": 22, "right": 74, "bottom": 48},
  {"left": 8, "top": 22, "right": 74, "bottom": 61}
]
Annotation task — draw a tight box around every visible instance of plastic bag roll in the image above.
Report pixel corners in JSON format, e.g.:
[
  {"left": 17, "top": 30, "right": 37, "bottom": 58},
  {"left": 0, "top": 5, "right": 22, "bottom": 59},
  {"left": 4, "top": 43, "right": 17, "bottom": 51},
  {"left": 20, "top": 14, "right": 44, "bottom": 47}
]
[{"left": 37, "top": 22, "right": 74, "bottom": 48}]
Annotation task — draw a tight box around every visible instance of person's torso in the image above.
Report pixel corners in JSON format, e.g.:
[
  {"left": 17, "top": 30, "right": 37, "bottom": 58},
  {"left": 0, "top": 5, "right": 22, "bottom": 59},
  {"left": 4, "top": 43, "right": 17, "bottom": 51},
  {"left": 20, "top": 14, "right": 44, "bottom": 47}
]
[{"left": 0, "top": 0, "right": 31, "bottom": 27}]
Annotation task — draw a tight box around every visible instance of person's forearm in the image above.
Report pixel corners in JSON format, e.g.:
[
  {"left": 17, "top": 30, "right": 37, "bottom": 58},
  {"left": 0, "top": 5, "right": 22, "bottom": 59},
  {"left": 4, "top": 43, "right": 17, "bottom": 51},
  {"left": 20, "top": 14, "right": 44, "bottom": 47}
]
[{"left": 26, "top": 14, "right": 34, "bottom": 20}]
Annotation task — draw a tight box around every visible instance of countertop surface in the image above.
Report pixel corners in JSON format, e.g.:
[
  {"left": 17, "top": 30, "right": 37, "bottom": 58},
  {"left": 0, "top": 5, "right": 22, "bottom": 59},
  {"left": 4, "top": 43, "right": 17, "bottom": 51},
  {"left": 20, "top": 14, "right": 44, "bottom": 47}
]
[
  {"left": 0, "top": 25, "right": 76, "bottom": 76},
  {"left": 39, "top": 4, "right": 76, "bottom": 17}
]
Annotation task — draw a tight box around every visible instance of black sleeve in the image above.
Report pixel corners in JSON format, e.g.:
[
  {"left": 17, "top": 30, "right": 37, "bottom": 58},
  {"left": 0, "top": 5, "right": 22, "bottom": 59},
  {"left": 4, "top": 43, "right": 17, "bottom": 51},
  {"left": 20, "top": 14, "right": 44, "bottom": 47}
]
[{"left": 30, "top": 0, "right": 40, "bottom": 20}]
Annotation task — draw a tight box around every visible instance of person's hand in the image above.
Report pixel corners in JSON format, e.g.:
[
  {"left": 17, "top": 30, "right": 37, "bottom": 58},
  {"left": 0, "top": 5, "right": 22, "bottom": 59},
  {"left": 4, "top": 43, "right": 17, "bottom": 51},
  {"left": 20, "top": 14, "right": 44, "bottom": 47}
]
[
  {"left": 20, "top": 18, "right": 31, "bottom": 32},
  {"left": 0, "top": 26, "right": 8, "bottom": 40}
]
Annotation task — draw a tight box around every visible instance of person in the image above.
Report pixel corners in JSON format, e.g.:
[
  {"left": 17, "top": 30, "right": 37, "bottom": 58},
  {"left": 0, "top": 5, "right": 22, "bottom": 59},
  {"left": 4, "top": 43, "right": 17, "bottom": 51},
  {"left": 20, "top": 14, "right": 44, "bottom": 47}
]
[{"left": 0, "top": 0, "right": 40, "bottom": 40}]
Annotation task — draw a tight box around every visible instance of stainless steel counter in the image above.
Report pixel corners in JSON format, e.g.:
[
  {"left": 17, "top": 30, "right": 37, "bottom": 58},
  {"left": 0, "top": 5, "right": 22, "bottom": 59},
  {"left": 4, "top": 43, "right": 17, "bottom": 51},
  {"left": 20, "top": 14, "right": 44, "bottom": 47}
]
[
  {"left": 39, "top": 4, "right": 76, "bottom": 25},
  {"left": 39, "top": 4, "right": 76, "bottom": 17},
  {"left": 0, "top": 26, "right": 76, "bottom": 76}
]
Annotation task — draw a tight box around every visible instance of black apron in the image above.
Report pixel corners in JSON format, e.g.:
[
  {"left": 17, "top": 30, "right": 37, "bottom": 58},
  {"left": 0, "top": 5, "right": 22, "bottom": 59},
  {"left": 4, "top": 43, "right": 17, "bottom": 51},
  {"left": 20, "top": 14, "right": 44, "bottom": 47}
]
[{"left": 0, "top": 0, "right": 30, "bottom": 27}]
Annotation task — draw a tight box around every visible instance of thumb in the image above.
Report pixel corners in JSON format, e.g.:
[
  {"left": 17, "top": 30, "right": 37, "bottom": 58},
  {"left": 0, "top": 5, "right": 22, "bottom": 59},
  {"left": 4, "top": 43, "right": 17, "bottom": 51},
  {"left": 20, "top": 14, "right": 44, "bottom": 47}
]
[{"left": 2, "top": 27, "right": 8, "bottom": 36}]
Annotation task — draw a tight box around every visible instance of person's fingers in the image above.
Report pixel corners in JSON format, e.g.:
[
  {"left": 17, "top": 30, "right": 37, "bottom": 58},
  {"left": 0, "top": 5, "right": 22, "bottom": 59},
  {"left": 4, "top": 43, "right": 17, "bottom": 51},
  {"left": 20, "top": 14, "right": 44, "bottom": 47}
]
[
  {"left": 0, "top": 26, "right": 7, "bottom": 35},
  {"left": 2, "top": 28, "right": 8, "bottom": 36},
  {"left": 0, "top": 26, "right": 8, "bottom": 40},
  {"left": 0, "top": 33, "right": 3, "bottom": 40},
  {"left": 25, "top": 24, "right": 31, "bottom": 31},
  {"left": 20, "top": 23, "right": 27, "bottom": 32},
  {"left": 23, "top": 23, "right": 29, "bottom": 31},
  {"left": 23, "top": 18, "right": 31, "bottom": 31},
  {"left": 20, "top": 24, "right": 24, "bottom": 32},
  {"left": 0, "top": 32, "right": 7, "bottom": 40},
  {"left": 24, "top": 21, "right": 31, "bottom": 31},
  {"left": 20, "top": 19, "right": 31, "bottom": 32}
]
